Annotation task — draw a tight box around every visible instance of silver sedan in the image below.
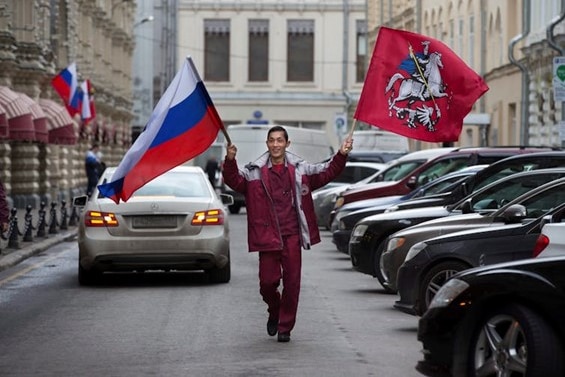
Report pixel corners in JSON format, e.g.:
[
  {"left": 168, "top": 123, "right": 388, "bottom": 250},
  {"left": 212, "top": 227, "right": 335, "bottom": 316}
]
[{"left": 74, "top": 166, "right": 233, "bottom": 285}]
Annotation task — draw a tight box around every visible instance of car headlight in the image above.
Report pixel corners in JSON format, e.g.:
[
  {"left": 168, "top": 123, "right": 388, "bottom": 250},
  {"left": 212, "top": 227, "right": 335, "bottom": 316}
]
[
  {"left": 385, "top": 205, "right": 399, "bottom": 213},
  {"left": 428, "top": 278, "right": 469, "bottom": 309},
  {"left": 335, "top": 196, "right": 345, "bottom": 209},
  {"left": 352, "top": 224, "right": 368, "bottom": 238},
  {"left": 405, "top": 241, "right": 427, "bottom": 261},
  {"left": 386, "top": 236, "right": 405, "bottom": 252}
]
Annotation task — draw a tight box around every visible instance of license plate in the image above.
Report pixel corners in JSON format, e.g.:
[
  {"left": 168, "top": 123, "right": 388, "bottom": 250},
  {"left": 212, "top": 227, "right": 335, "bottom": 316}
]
[{"left": 132, "top": 215, "right": 177, "bottom": 228}]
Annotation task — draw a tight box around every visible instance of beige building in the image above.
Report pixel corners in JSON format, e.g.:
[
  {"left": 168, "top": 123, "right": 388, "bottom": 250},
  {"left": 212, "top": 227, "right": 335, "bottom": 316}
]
[
  {"left": 368, "top": 0, "right": 565, "bottom": 149},
  {"left": 0, "top": 0, "right": 135, "bottom": 208},
  {"left": 177, "top": 0, "right": 368, "bottom": 149}
]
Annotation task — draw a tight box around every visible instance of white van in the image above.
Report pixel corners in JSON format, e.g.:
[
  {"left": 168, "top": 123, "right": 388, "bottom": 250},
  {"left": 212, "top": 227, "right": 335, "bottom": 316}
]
[{"left": 216, "top": 124, "right": 334, "bottom": 214}]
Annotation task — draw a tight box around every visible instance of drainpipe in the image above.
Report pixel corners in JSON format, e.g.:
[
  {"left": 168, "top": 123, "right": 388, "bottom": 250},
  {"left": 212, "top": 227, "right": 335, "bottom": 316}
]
[
  {"left": 480, "top": 0, "right": 488, "bottom": 146},
  {"left": 342, "top": 0, "right": 350, "bottom": 141},
  {"left": 508, "top": 0, "right": 530, "bottom": 146},
  {"left": 546, "top": 0, "right": 565, "bottom": 146}
]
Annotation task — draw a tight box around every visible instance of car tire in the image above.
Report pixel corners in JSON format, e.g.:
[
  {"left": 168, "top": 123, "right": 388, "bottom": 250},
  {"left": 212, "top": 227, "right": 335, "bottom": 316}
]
[
  {"left": 78, "top": 264, "right": 101, "bottom": 286},
  {"left": 208, "top": 260, "right": 231, "bottom": 283},
  {"left": 463, "top": 303, "right": 564, "bottom": 377},
  {"left": 418, "top": 261, "right": 468, "bottom": 315},
  {"left": 374, "top": 241, "right": 395, "bottom": 294},
  {"left": 228, "top": 204, "right": 241, "bottom": 214}
]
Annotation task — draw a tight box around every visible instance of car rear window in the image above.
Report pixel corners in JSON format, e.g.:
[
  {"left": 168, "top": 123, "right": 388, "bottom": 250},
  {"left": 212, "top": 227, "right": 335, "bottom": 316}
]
[
  {"left": 132, "top": 172, "right": 209, "bottom": 198},
  {"left": 103, "top": 172, "right": 211, "bottom": 198}
]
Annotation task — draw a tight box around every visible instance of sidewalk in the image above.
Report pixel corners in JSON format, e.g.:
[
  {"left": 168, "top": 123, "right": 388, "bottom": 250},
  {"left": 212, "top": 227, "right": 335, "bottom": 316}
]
[{"left": 0, "top": 205, "right": 79, "bottom": 272}]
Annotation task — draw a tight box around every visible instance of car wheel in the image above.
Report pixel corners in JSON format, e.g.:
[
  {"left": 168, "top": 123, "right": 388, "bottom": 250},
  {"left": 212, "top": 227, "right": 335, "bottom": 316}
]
[
  {"left": 418, "top": 261, "right": 468, "bottom": 315},
  {"left": 208, "top": 260, "right": 231, "bottom": 283},
  {"left": 375, "top": 243, "right": 396, "bottom": 294},
  {"left": 78, "top": 264, "right": 101, "bottom": 286},
  {"left": 371, "top": 240, "right": 395, "bottom": 294},
  {"left": 465, "top": 303, "right": 564, "bottom": 377},
  {"left": 228, "top": 204, "right": 240, "bottom": 214}
]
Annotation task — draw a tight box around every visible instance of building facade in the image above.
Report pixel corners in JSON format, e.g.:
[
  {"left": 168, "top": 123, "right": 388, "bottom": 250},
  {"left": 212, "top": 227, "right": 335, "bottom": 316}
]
[
  {"left": 177, "top": 0, "right": 368, "bottom": 150},
  {"left": 0, "top": 0, "right": 136, "bottom": 208},
  {"left": 369, "top": 0, "right": 565, "bottom": 149}
]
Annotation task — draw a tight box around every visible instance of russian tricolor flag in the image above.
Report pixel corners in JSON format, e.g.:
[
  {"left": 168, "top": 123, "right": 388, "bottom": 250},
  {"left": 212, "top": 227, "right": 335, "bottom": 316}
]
[
  {"left": 98, "top": 56, "right": 224, "bottom": 204},
  {"left": 80, "top": 79, "right": 96, "bottom": 125},
  {"left": 51, "top": 62, "right": 82, "bottom": 117}
]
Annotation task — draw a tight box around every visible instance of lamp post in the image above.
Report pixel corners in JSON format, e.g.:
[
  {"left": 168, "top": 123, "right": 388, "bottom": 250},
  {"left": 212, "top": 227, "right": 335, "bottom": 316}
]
[{"left": 132, "top": 14, "right": 155, "bottom": 141}]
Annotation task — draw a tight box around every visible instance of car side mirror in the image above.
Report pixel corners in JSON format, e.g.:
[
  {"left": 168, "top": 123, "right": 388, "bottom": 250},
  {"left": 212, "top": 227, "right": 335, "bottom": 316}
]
[
  {"left": 407, "top": 175, "right": 417, "bottom": 189},
  {"left": 501, "top": 204, "right": 527, "bottom": 223},
  {"left": 220, "top": 193, "right": 234, "bottom": 206},
  {"left": 461, "top": 199, "right": 473, "bottom": 214},
  {"left": 73, "top": 195, "right": 88, "bottom": 208}
]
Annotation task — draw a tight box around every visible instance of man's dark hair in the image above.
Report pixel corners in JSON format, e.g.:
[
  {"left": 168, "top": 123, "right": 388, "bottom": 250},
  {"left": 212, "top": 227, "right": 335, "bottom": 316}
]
[{"left": 267, "top": 125, "right": 289, "bottom": 141}]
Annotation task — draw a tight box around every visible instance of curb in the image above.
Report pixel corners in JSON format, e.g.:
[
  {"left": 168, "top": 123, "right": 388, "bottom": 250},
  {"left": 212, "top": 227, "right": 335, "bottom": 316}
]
[{"left": 0, "top": 229, "right": 78, "bottom": 272}]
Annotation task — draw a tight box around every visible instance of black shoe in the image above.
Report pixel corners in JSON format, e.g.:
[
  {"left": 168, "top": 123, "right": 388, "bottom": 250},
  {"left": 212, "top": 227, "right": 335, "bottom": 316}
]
[
  {"left": 277, "top": 332, "right": 290, "bottom": 342},
  {"left": 267, "top": 318, "right": 278, "bottom": 336}
]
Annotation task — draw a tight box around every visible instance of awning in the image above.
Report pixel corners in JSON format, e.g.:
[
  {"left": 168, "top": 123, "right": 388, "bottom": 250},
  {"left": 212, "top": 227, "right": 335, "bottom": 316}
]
[
  {"left": 0, "top": 86, "right": 35, "bottom": 141},
  {"left": 38, "top": 98, "right": 78, "bottom": 145},
  {"left": 20, "top": 94, "right": 48, "bottom": 143}
]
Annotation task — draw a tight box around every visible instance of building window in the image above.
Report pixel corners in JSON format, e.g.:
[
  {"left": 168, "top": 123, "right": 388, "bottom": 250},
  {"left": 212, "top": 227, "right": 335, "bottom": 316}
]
[
  {"left": 448, "top": 19, "right": 454, "bottom": 48},
  {"left": 469, "top": 15, "right": 475, "bottom": 67},
  {"left": 204, "top": 19, "right": 230, "bottom": 82},
  {"left": 458, "top": 18, "right": 464, "bottom": 56},
  {"left": 356, "top": 20, "right": 367, "bottom": 83},
  {"left": 287, "top": 19, "right": 314, "bottom": 82},
  {"left": 248, "top": 19, "right": 269, "bottom": 82}
]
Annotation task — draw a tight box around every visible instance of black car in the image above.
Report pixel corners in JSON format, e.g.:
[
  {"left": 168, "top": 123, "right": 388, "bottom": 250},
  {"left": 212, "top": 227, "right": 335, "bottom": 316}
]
[
  {"left": 416, "top": 255, "right": 565, "bottom": 377},
  {"left": 394, "top": 182, "right": 565, "bottom": 316},
  {"left": 348, "top": 152, "right": 565, "bottom": 289},
  {"left": 331, "top": 165, "right": 485, "bottom": 253}
]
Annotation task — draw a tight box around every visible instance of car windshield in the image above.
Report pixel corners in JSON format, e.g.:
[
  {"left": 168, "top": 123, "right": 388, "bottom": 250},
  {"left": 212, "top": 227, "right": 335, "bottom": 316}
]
[
  {"left": 98, "top": 171, "right": 211, "bottom": 199},
  {"left": 461, "top": 173, "right": 565, "bottom": 212},
  {"left": 377, "top": 160, "right": 424, "bottom": 182}
]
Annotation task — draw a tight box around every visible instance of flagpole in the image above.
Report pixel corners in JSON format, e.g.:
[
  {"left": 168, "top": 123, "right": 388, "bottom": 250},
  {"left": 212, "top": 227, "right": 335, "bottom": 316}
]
[
  {"left": 220, "top": 124, "right": 232, "bottom": 145},
  {"left": 347, "top": 118, "right": 358, "bottom": 140}
]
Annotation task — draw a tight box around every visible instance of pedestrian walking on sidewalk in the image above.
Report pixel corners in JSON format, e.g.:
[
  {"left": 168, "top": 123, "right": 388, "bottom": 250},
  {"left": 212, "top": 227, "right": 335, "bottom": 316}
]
[
  {"left": 85, "top": 144, "right": 102, "bottom": 196},
  {"left": 222, "top": 125, "right": 353, "bottom": 342}
]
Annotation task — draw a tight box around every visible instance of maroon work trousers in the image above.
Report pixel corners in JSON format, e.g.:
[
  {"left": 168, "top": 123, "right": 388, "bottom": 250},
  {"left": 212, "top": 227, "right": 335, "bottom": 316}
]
[{"left": 258, "top": 234, "right": 302, "bottom": 334}]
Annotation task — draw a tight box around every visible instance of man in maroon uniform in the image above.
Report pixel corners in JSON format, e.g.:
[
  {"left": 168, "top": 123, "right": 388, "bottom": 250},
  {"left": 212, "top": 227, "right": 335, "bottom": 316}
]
[{"left": 223, "top": 125, "right": 353, "bottom": 342}]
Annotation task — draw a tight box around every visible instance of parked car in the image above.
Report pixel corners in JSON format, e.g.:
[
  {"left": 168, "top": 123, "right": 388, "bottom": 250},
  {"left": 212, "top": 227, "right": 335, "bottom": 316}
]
[
  {"left": 73, "top": 166, "right": 234, "bottom": 285},
  {"left": 313, "top": 161, "right": 387, "bottom": 228},
  {"left": 334, "top": 146, "right": 557, "bottom": 211},
  {"left": 533, "top": 221, "right": 565, "bottom": 258},
  {"left": 394, "top": 184, "right": 565, "bottom": 316},
  {"left": 319, "top": 161, "right": 388, "bottom": 191},
  {"left": 382, "top": 168, "right": 565, "bottom": 292},
  {"left": 326, "top": 147, "right": 458, "bottom": 227},
  {"left": 416, "top": 256, "right": 565, "bottom": 377},
  {"left": 331, "top": 165, "right": 487, "bottom": 252},
  {"left": 348, "top": 151, "right": 565, "bottom": 290},
  {"left": 345, "top": 149, "right": 407, "bottom": 163},
  {"left": 331, "top": 165, "right": 486, "bottom": 253}
]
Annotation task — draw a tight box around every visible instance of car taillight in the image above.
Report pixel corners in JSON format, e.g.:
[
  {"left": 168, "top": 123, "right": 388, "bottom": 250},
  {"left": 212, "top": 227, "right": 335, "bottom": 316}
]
[
  {"left": 84, "top": 211, "right": 119, "bottom": 227},
  {"left": 532, "top": 234, "right": 549, "bottom": 257},
  {"left": 191, "top": 209, "right": 224, "bottom": 225}
]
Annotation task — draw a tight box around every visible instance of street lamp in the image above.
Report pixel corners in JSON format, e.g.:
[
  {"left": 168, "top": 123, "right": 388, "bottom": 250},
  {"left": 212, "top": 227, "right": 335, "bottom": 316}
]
[{"left": 134, "top": 15, "right": 154, "bottom": 28}]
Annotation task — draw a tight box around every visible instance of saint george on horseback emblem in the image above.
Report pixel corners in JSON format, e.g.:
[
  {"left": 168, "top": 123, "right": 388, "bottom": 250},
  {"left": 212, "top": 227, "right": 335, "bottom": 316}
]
[{"left": 385, "top": 40, "right": 451, "bottom": 133}]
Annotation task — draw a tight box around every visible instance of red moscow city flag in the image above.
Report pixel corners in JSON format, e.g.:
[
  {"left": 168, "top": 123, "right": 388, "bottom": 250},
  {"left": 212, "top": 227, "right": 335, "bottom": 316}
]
[{"left": 355, "top": 27, "right": 489, "bottom": 143}]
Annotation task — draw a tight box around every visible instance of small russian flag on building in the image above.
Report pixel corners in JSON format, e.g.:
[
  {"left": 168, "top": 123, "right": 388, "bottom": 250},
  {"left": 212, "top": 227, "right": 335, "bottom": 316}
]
[{"left": 51, "top": 62, "right": 82, "bottom": 117}]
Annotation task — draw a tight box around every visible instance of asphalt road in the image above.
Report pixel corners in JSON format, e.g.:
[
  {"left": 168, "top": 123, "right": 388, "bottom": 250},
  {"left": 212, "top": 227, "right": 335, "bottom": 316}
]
[{"left": 0, "top": 212, "right": 422, "bottom": 377}]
